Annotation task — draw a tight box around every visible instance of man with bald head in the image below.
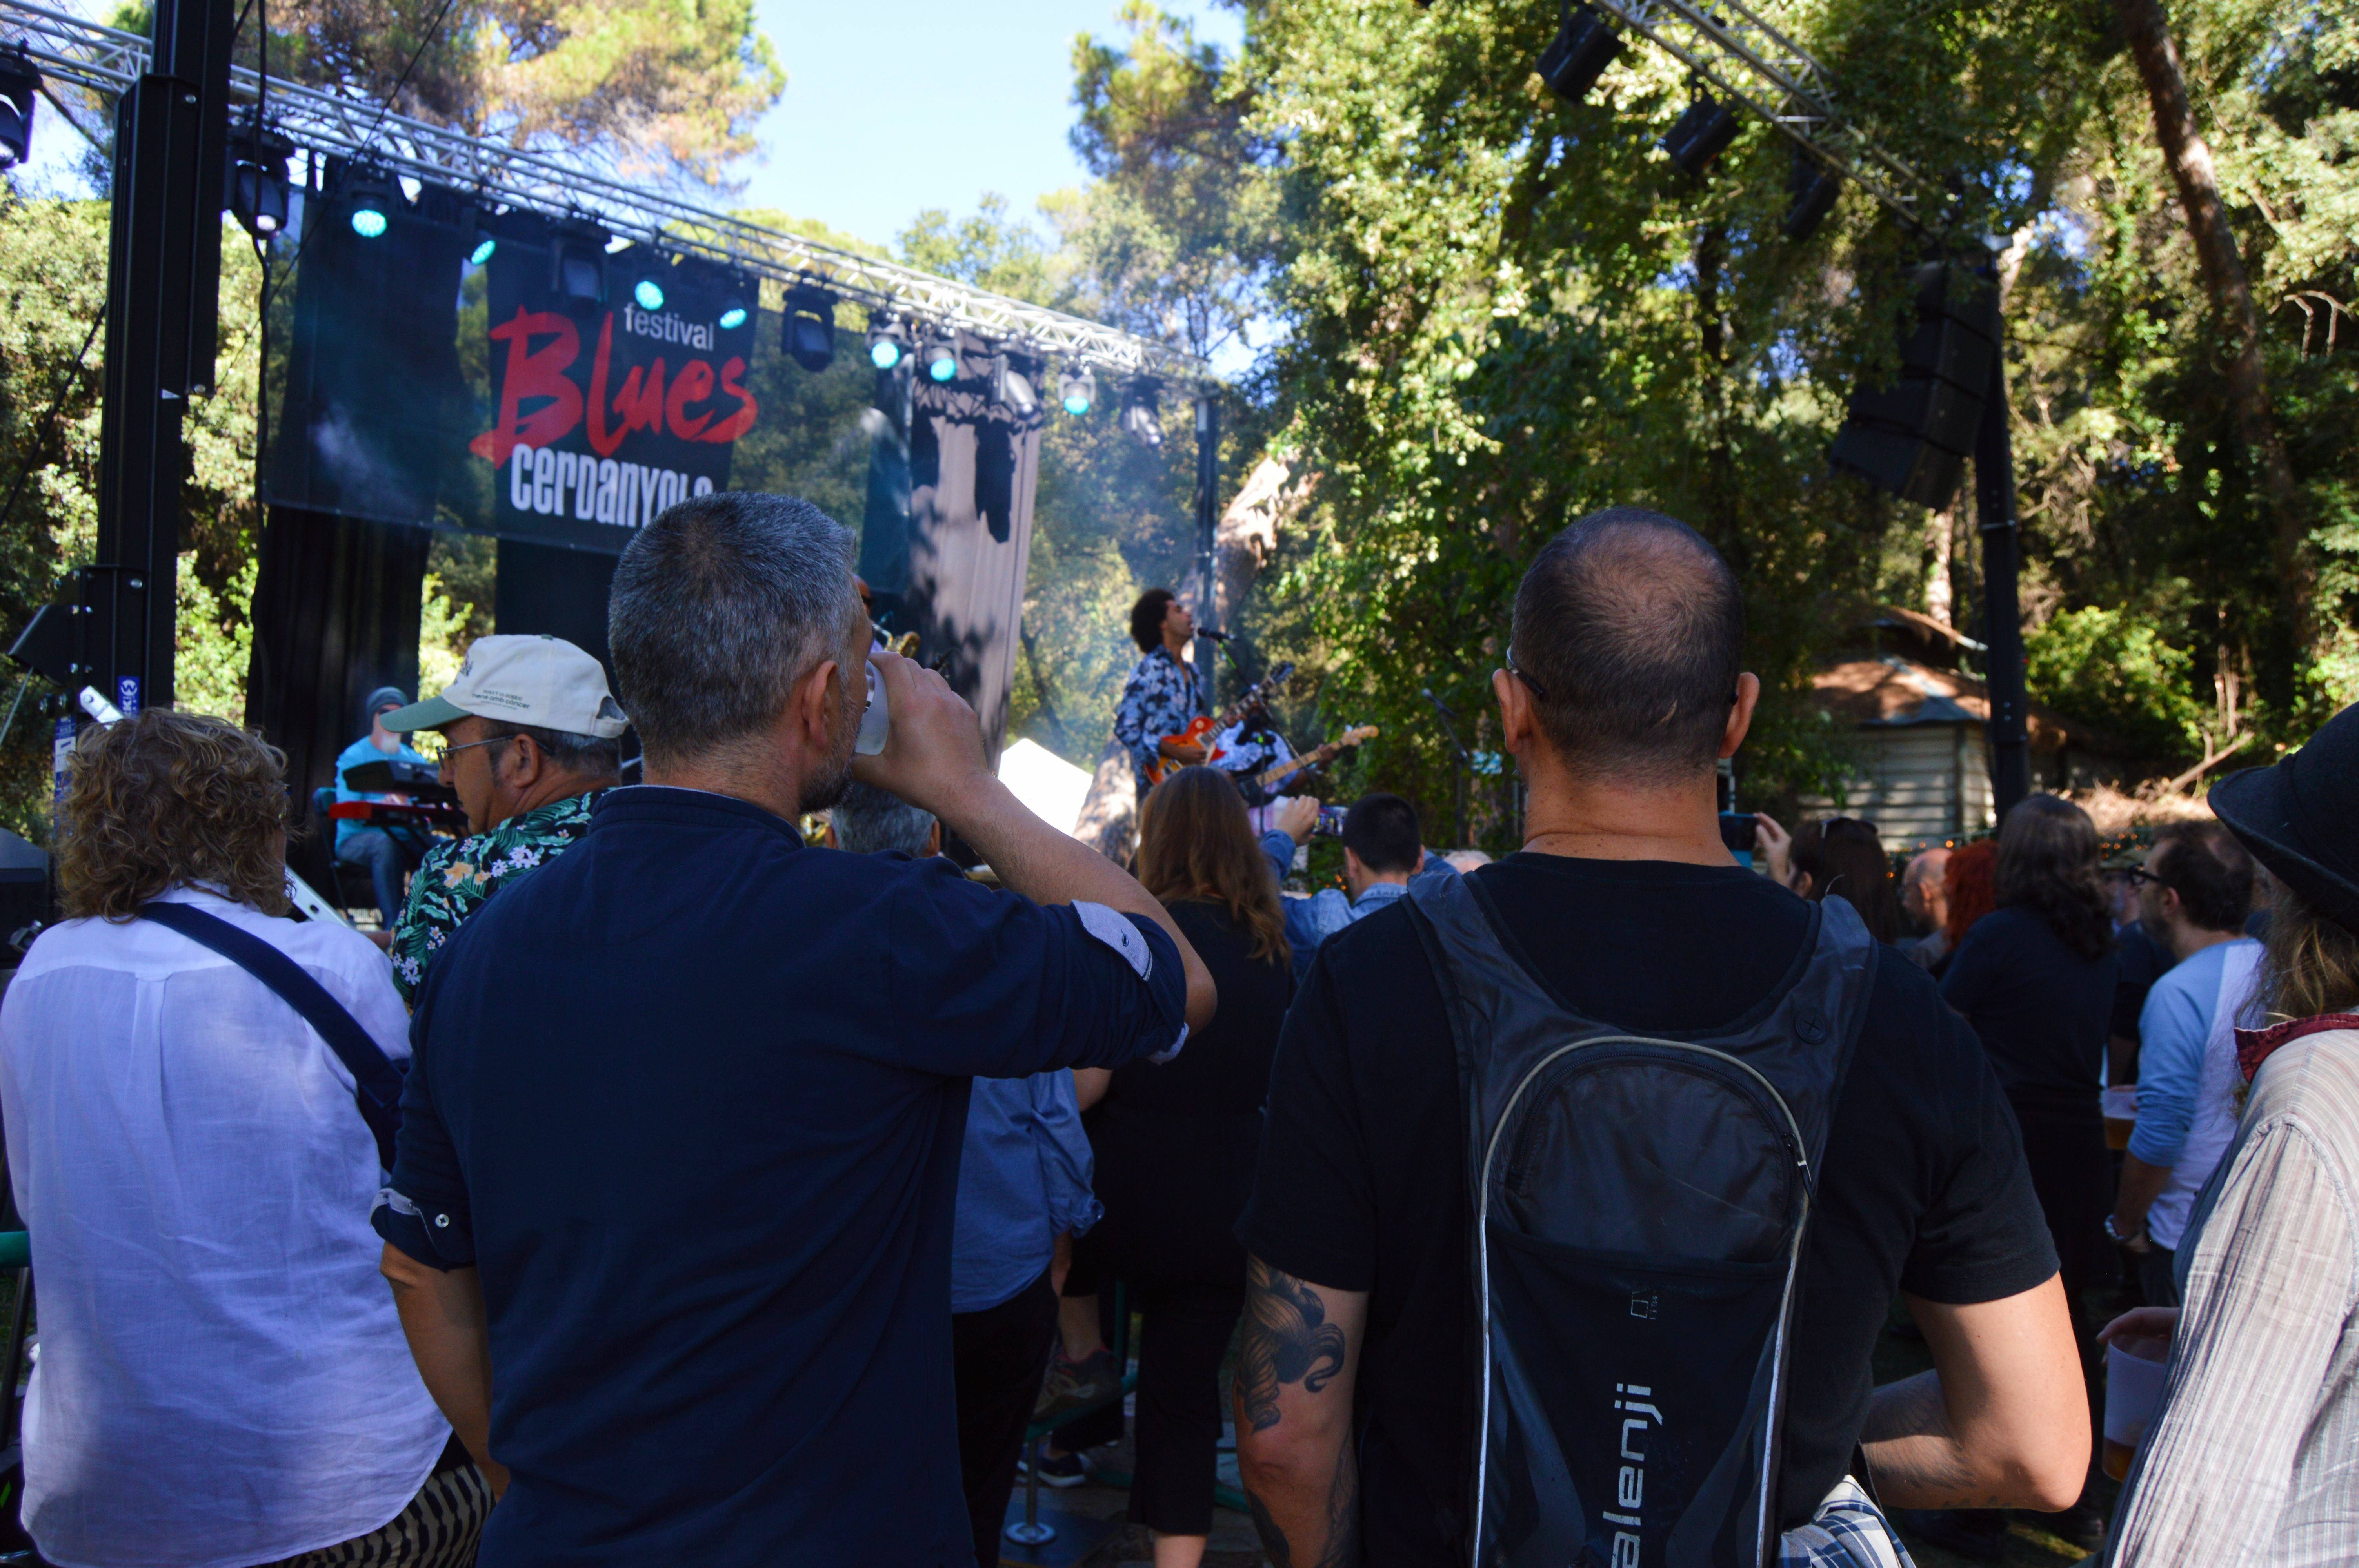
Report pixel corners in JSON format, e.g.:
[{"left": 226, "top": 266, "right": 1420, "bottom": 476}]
[
  {"left": 1235, "top": 506, "right": 2087, "bottom": 1563},
  {"left": 1901, "top": 846, "right": 1954, "bottom": 969}
]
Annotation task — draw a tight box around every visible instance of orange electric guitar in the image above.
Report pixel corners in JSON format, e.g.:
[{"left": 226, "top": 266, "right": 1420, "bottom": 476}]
[{"left": 1145, "top": 661, "right": 1296, "bottom": 786}]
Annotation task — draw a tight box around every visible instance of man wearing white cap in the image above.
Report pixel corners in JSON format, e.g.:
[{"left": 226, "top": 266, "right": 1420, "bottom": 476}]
[{"left": 379, "top": 635, "right": 630, "bottom": 1005}]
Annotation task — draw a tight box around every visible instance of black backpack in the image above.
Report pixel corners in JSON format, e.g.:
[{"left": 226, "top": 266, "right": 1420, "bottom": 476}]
[{"left": 1403, "top": 870, "right": 1875, "bottom": 1568}]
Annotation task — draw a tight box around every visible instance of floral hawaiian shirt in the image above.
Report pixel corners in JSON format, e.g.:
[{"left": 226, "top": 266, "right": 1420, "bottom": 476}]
[
  {"left": 1112, "top": 646, "right": 1201, "bottom": 795},
  {"left": 389, "top": 791, "right": 600, "bottom": 1006}
]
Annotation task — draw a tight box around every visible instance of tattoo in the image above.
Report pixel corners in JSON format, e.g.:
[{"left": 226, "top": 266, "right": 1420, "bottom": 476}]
[
  {"left": 1236, "top": 1257, "right": 1349, "bottom": 1434},
  {"left": 1244, "top": 1432, "right": 1362, "bottom": 1568}
]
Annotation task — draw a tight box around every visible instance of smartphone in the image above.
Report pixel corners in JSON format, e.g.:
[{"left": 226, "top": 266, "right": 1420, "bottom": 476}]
[{"left": 1718, "top": 811, "right": 1758, "bottom": 853}]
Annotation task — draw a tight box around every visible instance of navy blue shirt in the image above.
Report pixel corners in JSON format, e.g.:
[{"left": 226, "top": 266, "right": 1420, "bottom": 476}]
[{"left": 376, "top": 786, "right": 1185, "bottom": 1566}]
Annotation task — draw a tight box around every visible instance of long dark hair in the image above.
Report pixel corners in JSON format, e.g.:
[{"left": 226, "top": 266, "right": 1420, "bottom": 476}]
[
  {"left": 1793, "top": 818, "right": 1901, "bottom": 943},
  {"left": 1994, "top": 794, "right": 2114, "bottom": 961},
  {"left": 1136, "top": 766, "right": 1290, "bottom": 966}
]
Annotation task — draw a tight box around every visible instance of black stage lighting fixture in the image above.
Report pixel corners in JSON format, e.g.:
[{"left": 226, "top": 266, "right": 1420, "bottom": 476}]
[
  {"left": 1538, "top": 4, "right": 1622, "bottom": 104},
  {"left": 1121, "top": 377, "right": 1163, "bottom": 448},
  {"left": 784, "top": 283, "right": 838, "bottom": 373},
  {"left": 0, "top": 48, "right": 40, "bottom": 171},
  {"left": 466, "top": 207, "right": 499, "bottom": 266},
  {"left": 1831, "top": 261, "right": 2001, "bottom": 508},
  {"left": 344, "top": 167, "right": 397, "bottom": 239},
  {"left": 1663, "top": 94, "right": 1741, "bottom": 176},
  {"left": 992, "top": 351, "right": 1041, "bottom": 416},
  {"left": 867, "top": 312, "right": 911, "bottom": 370},
  {"left": 630, "top": 266, "right": 669, "bottom": 313},
  {"left": 1784, "top": 147, "right": 1841, "bottom": 240},
  {"left": 716, "top": 285, "right": 751, "bottom": 331},
  {"left": 1058, "top": 363, "right": 1095, "bottom": 417},
  {"left": 227, "top": 127, "right": 295, "bottom": 239},
  {"left": 925, "top": 325, "right": 962, "bottom": 383},
  {"left": 550, "top": 220, "right": 611, "bottom": 307}
]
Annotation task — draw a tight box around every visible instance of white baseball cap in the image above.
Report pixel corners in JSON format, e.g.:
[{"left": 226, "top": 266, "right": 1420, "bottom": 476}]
[{"left": 380, "top": 634, "right": 629, "bottom": 739}]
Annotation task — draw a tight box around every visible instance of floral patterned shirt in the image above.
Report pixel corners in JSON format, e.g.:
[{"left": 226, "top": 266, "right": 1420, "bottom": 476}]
[
  {"left": 1112, "top": 646, "right": 1201, "bottom": 793},
  {"left": 389, "top": 791, "right": 600, "bottom": 1006}
]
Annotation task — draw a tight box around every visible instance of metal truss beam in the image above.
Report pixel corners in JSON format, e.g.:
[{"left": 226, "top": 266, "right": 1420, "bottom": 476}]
[
  {"left": 1593, "top": 0, "right": 1937, "bottom": 231},
  {"left": 1, "top": 0, "right": 1212, "bottom": 383}
]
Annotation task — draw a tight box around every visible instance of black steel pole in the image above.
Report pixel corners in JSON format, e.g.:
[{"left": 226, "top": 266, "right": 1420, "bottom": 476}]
[
  {"left": 85, "top": 0, "right": 234, "bottom": 717},
  {"left": 1975, "top": 345, "right": 2031, "bottom": 822},
  {"left": 1192, "top": 392, "right": 1219, "bottom": 718}
]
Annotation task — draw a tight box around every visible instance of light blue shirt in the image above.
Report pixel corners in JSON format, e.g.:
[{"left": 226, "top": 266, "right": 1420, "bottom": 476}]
[
  {"left": 1259, "top": 831, "right": 1456, "bottom": 974},
  {"left": 331, "top": 734, "right": 435, "bottom": 847},
  {"left": 949, "top": 1071, "right": 1100, "bottom": 1315},
  {"left": 2130, "top": 938, "right": 2263, "bottom": 1167}
]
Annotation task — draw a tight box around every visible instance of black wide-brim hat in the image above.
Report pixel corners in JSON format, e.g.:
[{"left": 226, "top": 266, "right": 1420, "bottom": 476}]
[{"left": 2210, "top": 703, "right": 2359, "bottom": 938}]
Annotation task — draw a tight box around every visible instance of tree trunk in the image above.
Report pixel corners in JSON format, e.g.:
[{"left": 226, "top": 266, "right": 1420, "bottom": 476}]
[{"left": 2114, "top": 0, "right": 2311, "bottom": 651}]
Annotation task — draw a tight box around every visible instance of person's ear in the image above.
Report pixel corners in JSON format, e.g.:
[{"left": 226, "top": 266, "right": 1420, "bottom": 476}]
[
  {"left": 926, "top": 820, "right": 943, "bottom": 857},
  {"left": 502, "top": 733, "right": 545, "bottom": 788},
  {"left": 1495, "top": 668, "right": 1535, "bottom": 755},
  {"left": 1720, "top": 672, "right": 1762, "bottom": 760},
  {"left": 796, "top": 657, "right": 845, "bottom": 751},
  {"left": 1343, "top": 846, "right": 1365, "bottom": 882},
  {"left": 1791, "top": 869, "right": 1814, "bottom": 899}
]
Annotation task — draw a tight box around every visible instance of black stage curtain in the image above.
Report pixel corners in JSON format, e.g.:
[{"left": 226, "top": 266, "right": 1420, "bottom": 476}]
[
  {"left": 905, "top": 338, "right": 1044, "bottom": 763},
  {"left": 495, "top": 539, "right": 618, "bottom": 679},
  {"left": 244, "top": 505, "right": 430, "bottom": 891}
]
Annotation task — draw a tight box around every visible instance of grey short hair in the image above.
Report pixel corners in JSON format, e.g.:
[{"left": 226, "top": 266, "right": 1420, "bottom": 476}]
[
  {"left": 608, "top": 493, "right": 861, "bottom": 765},
  {"left": 830, "top": 780, "right": 936, "bottom": 858},
  {"left": 482, "top": 720, "right": 621, "bottom": 782}
]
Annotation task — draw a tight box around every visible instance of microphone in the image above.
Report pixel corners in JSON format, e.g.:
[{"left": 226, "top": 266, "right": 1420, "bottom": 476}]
[{"left": 1198, "top": 628, "right": 1233, "bottom": 642}]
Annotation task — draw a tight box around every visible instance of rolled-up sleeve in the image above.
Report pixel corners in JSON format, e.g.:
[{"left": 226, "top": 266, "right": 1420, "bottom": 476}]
[
  {"left": 1028, "top": 1072, "right": 1101, "bottom": 1237},
  {"left": 885, "top": 861, "right": 1187, "bottom": 1079},
  {"left": 372, "top": 1005, "right": 476, "bottom": 1271}
]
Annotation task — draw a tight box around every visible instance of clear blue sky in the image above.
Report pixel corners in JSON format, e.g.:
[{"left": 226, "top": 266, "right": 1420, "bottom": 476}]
[{"left": 739, "top": 0, "right": 1243, "bottom": 250}]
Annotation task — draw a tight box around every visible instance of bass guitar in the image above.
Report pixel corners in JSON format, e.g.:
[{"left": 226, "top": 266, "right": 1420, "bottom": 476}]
[{"left": 1145, "top": 661, "right": 1296, "bottom": 786}]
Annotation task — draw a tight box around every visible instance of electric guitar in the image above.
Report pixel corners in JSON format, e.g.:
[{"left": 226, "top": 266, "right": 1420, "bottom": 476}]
[
  {"left": 1247, "top": 726, "right": 1379, "bottom": 796},
  {"left": 1145, "top": 661, "right": 1296, "bottom": 786}
]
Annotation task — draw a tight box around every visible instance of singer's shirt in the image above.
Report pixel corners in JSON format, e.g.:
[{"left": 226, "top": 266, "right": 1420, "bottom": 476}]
[{"left": 1112, "top": 644, "right": 1200, "bottom": 791}]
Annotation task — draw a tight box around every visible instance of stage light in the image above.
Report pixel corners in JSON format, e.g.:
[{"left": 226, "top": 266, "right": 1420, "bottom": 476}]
[
  {"left": 784, "top": 283, "right": 837, "bottom": 373},
  {"left": 227, "top": 128, "right": 294, "bottom": 239},
  {"left": 551, "top": 220, "right": 611, "bottom": 307},
  {"left": 867, "top": 312, "right": 910, "bottom": 370},
  {"left": 1057, "top": 363, "right": 1095, "bottom": 417},
  {"left": 345, "top": 169, "right": 395, "bottom": 238},
  {"left": 1784, "top": 147, "right": 1841, "bottom": 241},
  {"left": 467, "top": 209, "right": 498, "bottom": 266},
  {"left": 1663, "top": 94, "right": 1741, "bottom": 176},
  {"left": 926, "top": 327, "right": 961, "bottom": 383},
  {"left": 0, "top": 49, "right": 38, "bottom": 172},
  {"left": 717, "top": 300, "right": 749, "bottom": 330},
  {"left": 1121, "top": 377, "right": 1163, "bottom": 448},
  {"left": 633, "top": 276, "right": 666, "bottom": 311},
  {"left": 1537, "top": 4, "right": 1621, "bottom": 104},
  {"left": 992, "top": 352, "right": 1041, "bottom": 416}
]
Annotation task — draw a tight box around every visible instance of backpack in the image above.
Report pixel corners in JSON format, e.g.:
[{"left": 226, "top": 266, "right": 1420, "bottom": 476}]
[{"left": 1402, "top": 870, "right": 1875, "bottom": 1568}]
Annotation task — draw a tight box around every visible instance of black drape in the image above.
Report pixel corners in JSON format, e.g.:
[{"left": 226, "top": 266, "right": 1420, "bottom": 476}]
[
  {"left": 495, "top": 539, "right": 619, "bottom": 680},
  {"left": 244, "top": 506, "right": 430, "bottom": 889},
  {"left": 905, "top": 338, "right": 1044, "bottom": 763}
]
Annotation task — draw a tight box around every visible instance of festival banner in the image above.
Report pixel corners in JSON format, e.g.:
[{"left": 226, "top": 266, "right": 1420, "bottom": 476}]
[{"left": 469, "top": 243, "right": 761, "bottom": 553}]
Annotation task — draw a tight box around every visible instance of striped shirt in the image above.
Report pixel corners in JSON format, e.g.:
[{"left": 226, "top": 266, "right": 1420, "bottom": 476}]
[{"left": 2105, "top": 1026, "right": 2359, "bottom": 1566}]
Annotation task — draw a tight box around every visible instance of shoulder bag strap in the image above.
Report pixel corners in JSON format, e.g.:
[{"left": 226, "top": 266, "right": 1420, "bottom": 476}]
[{"left": 136, "top": 901, "right": 404, "bottom": 1169}]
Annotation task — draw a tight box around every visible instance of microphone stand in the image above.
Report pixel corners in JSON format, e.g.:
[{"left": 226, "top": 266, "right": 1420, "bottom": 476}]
[{"left": 1421, "top": 688, "right": 1474, "bottom": 849}]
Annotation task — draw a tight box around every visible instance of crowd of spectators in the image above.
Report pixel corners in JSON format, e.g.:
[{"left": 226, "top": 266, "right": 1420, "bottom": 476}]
[{"left": 0, "top": 491, "right": 2351, "bottom": 1567}]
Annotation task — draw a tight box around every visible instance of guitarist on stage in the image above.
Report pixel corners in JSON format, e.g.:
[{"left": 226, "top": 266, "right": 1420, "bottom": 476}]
[{"left": 1112, "top": 588, "right": 1203, "bottom": 797}]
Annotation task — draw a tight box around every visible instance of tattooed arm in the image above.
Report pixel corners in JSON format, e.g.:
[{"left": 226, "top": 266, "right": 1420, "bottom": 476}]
[
  {"left": 1861, "top": 1278, "right": 2088, "bottom": 1511},
  {"left": 1234, "top": 1255, "right": 1367, "bottom": 1568}
]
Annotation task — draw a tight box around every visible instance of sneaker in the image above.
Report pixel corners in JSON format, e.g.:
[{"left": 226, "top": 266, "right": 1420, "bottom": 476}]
[
  {"left": 1017, "top": 1448, "right": 1090, "bottom": 1489},
  {"left": 1033, "top": 1346, "right": 1119, "bottom": 1419}
]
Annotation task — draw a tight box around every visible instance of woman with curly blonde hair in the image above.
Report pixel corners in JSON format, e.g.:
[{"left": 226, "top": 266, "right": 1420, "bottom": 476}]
[{"left": 0, "top": 710, "right": 487, "bottom": 1568}]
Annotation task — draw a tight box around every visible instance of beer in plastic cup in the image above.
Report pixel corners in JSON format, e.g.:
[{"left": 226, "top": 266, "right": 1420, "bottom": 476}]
[
  {"left": 2103, "top": 1085, "right": 2138, "bottom": 1151},
  {"left": 2103, "top": 1338, "right": 2170, "bottom": 1480}
]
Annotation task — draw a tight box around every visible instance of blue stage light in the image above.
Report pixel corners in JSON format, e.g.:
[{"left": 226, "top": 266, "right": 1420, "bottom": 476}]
[
  {"left": 634, "top": 278, "right": 666, "bottom": 311},
  {"left": 926, "top": 331, "right": 960, "bottom": 383},
  {"left": 718, "top": 303, "right": 748, "bottom": 330},
  {"left": 350, "top": 207, "right": 387, "bottom": 238},
  {"left": 470, "top": 235, "right": 496, "bottom": 265},
  {"left": 345, "top": 169, "right": 394, "bottom": 238},
  {"left": 867, "top": 312, "right": 910, "bottom": 370},
  {"left": 1058, "top": 364, "right": 1095, "bottom": 417}
]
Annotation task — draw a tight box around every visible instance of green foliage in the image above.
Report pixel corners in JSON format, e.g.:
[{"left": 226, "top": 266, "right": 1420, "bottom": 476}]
[{"left": 2025, "top": 605, "right": 2207, "bottom": 759}]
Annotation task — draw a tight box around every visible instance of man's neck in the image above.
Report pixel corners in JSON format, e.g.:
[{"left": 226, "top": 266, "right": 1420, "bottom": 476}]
[
  {"left": 1348, "top": 871, "right": 1411, "bottom": 902},
  {"left": 1162, "top": 632, "right": 1191, "bottom": 664},
  {"left": 2166, "top": 922, "right": 2245, "bottom": 965},
  {"left": 488, "top": 777, "right": 605, "bottom": 832},
  {"left": 644, "top": 746, "right": 800, "bottom": 822},
  {"left": 1518, "top": 757, "right": 1729, "bottom": 866}
]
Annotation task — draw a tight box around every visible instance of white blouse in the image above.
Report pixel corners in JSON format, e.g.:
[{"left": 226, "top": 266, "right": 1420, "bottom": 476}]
[{"left": 0, "top": 886, "right": 448, "bottom": 1568}]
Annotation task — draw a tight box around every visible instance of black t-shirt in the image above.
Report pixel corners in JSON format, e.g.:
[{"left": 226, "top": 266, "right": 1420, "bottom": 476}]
[
  {"left": 1938, "top": 906, "right": 2118, "bottom": 1114},
  {"left": 1236, "top": 854, "right": 2058, "bottom": 1563}
]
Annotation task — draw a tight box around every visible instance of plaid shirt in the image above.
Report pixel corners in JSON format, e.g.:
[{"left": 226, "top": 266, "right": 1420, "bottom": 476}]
[
  {"left": 1112, "top": 645, "right": 1199, "bottom": 791},
  {"left": 389, "top": 792, "right": 600, "bottom": 1005}
]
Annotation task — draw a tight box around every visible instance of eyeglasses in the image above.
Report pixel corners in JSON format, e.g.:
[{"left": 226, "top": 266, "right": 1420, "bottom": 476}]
[
  {"left": 1505, "top": 657, "right": 1548, "bottom": 701},
  {"left": 438, "top": 733, "right": 516, "bottom": 767},
  {"left": 2117, "top": 867, "right": 2161, "bottom": 886}
]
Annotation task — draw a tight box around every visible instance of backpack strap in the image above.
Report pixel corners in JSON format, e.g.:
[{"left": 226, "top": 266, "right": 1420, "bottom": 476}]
[{"left": 136, "top": 901, "right": 404, "bottom": 1169}]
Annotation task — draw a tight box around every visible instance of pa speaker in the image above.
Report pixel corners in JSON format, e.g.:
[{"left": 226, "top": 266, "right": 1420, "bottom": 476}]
[{"left": 1831, "top": 263, "right": 1999, "bottom": 508}]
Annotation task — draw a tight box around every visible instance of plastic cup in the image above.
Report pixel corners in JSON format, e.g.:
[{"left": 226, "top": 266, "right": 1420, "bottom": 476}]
[
  {"left": 2103, "top": 1085, "right": 2139, "bottom": 1151},
  {"left": 2103, "top": 1338, "right": 2170, "bottom": 1480}
]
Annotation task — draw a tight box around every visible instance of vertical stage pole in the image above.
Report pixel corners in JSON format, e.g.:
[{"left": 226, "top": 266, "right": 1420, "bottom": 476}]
[
  {"left": 1192, "top": 393, "right": 1219, "bottom": 717},
  {"left": 1975, "top": 347, "right": 2031, "bottom": 822},
  {"left": 86, "top": 0, "right": 234, "bottom": 715}
]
